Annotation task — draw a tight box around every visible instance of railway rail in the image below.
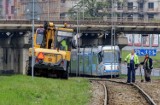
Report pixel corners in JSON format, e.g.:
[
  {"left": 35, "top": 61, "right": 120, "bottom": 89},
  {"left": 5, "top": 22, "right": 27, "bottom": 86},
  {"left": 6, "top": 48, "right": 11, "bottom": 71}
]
[
  {"left": 95, "top": 81, "right": 107, "bottom": 105},
  {"left": 89, "top": 78, "right": 156, "bottom": 105}
]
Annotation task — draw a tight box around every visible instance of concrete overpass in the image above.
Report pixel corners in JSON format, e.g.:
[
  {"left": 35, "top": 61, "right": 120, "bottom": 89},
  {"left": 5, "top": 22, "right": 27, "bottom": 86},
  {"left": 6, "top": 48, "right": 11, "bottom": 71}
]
[
  {"left": 0, "top": 19, "right": 159, "bottom": 75},
  {"left": 0, "top": 20, "right": 160, "bottom": 34}
]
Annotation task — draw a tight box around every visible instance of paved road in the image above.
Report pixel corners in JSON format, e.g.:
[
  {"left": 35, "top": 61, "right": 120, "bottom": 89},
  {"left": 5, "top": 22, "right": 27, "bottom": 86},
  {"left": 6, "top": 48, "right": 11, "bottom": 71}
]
[{"left": 121, "top": 64, "right": 160, "bottom": 76}]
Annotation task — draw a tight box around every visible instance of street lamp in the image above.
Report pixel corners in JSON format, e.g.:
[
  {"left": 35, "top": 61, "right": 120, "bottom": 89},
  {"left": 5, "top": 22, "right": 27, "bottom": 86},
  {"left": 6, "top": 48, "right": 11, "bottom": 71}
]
[{"left": 76, "top": 10, "right": 80, "bottom": 77}]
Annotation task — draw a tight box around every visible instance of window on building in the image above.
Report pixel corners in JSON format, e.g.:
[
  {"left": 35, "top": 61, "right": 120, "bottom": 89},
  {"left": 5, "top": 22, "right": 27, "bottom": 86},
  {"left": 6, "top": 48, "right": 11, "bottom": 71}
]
[
  {"left": 117, "top": 2, "right": 122, "bottom": 10},
  {"left": 107, "top": 14, "right": 111, "bottom": 19},
  {"left": 60, "top": 13, "right": 65, "bottom": 19},
  {"left": 11, "top": 6, "right": 15, "bottom": 14},
  {"left": 117, "top": 13, "right": 122, "bottom": 20},
  {"left": 61, "top": 0, "right": 66, "bottom": 3},
  {"left": 138, "top": 14, "right": 144, "bottom": 20},
  {"left": 128, "top": 2, "right": 133, "bottom": 10},
  {"left": 139, "top": 3, "right": 143, "bottom": 9},
  {"left": 148, "top": 14, "right": 154, "bottom": 20},
  {"left": 8, "top": 16, "right": 11, "bottom": 19},
  {"left": 128, "top": 14, "right": 133, "bottom": 21},
  {"left": 148, "top": 2, "right": 154, "bottom": 9}
]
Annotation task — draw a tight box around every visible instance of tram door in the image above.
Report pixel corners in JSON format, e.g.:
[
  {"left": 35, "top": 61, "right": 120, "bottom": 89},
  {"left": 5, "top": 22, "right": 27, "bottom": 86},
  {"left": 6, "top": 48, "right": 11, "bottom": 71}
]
[
  {"left": 78, "top": 48, "right": 84, "bottom": 75},
  {"left": 92, "top": 52, "right": 98, "bottom": 76},
  {"left": 83, "top": 48, "right": 91, "bottom": 75},
  {"left": 70, "top": 49, "right": 77, "bottom": 75}
]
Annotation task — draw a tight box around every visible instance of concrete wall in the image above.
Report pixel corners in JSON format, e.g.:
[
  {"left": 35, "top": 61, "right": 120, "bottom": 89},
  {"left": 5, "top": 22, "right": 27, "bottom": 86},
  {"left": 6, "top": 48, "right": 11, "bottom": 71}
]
[
  {"left": 0, "top": 47, "right": 29, "bottom": 74},
  {"left": 0, "top": 47, "right": 3, "bottom": 70},
  {"left": 21, "top": 48, "right": 29, "bottom": 75},
  {"left": 0, "top": 31, "right": 30, "bottom": 74}
]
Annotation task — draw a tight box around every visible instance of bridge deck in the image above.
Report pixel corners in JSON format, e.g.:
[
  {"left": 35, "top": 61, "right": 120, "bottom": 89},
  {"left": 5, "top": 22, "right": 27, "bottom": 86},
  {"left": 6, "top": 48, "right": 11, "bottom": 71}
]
[{"left": 0, "top": 20, "right": 160, "bottom": 33}]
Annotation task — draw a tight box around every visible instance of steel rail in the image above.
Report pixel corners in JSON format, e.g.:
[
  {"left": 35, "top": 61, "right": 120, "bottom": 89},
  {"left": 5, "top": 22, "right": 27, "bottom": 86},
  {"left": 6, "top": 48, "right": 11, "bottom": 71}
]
[
  {"left": 89, "top": 78, "right": 156, "bottom": 105},
  {"left": 106, "top": 79, "right": 157, "bottom": 105},
  {"left": 90, "top": 79, "right": 108, "bottom": 105}
]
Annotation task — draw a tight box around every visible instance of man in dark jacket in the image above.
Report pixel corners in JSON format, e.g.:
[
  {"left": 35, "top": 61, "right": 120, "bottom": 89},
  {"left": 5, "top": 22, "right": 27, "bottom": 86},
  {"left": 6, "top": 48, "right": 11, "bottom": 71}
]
[{"left": 140, "top": 54, "right": 153, "bottom": 82}]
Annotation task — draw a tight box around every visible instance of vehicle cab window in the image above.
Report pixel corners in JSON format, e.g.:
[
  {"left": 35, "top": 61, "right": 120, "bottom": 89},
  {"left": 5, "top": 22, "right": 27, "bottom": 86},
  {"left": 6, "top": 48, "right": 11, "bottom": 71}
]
[
  {"left": 36, "top": 28, "right": 44, "bottom": 45},
  {"left": 57, "top": 30, "right": 73, "bottom": 51}
]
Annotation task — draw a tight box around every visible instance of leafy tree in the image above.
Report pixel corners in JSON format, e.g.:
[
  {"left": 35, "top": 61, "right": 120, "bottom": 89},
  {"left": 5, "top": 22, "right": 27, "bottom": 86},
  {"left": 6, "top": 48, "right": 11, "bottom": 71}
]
[{"left": 68, "top": 0, "right": 110, "bottom": 20}]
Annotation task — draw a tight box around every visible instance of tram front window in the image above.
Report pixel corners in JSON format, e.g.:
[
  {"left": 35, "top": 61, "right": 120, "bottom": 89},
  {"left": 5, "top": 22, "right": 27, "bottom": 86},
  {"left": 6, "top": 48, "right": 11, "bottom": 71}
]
[{"left": 103, "top": 51, "right": 118, "bottom": 63}]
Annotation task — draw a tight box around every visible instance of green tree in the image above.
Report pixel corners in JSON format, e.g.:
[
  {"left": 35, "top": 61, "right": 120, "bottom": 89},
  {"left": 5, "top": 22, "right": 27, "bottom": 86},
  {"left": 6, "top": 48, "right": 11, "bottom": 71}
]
[{"left": 68, "top": 0, "right": 110, "bottom": 20}]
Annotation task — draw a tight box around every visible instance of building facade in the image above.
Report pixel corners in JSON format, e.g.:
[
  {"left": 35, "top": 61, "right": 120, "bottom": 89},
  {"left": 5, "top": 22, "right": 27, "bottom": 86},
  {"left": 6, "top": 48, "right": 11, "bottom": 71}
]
[
  {"left": 0, "top": 0, "right": 17, "bottom": 19},
  {"left": 0, "top": 0, "right": 160, "bottom": 21},
  {"left": 0, "top": 0, "right": 77, "bottom": 20},
  {"left": 110, "top": 0, "right": 160, "bottom": 22},
  {"left": 16, "top": 0, "right": 77, "bottom": 21}
]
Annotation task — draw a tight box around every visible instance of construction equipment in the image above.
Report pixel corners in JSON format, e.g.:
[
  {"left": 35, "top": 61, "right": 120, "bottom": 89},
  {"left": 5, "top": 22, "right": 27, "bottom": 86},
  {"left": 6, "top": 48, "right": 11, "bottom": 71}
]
[{"left": 26, "top": 22, "right": 74, "bottom": 79}]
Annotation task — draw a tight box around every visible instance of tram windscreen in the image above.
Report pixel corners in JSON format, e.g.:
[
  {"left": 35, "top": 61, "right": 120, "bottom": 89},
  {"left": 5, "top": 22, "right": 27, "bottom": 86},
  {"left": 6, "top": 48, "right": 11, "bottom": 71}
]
[
  {"left": 103, "top": 51, "right": 118, "bottom": 63},
  {"left": 36, "top": 28, "right": 44, "bottom": 45}
]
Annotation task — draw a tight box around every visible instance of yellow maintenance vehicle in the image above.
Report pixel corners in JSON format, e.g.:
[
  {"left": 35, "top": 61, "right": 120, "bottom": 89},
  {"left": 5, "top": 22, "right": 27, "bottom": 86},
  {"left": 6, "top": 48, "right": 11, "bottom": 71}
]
[{"left": 26, "top": 22, "right": 74, "bottom": 79}]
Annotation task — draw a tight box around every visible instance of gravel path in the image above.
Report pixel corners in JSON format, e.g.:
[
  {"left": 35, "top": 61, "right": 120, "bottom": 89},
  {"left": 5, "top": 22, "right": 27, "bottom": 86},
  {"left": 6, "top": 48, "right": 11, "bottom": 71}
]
[
  {"left": 113, "top": 78, "right": 160, "bottom": 105},
  {"left": 89, "top": 79, "right": 153, "bottom": 105},
  {"left": 89, "top": 81, "right": 104, "bottom": 105},
  {"left": 106, "top": 81, "right": 149, "bottom": 105},
  {"left": 136, "top": 80, "right": 160, "bottom": 105}
]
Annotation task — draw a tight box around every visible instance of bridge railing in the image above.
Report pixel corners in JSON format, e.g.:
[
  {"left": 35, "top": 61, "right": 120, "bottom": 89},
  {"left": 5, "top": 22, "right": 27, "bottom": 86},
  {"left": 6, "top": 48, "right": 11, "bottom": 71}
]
[{"left": 0, "top": 17, "right": 160, "bottom": 26}]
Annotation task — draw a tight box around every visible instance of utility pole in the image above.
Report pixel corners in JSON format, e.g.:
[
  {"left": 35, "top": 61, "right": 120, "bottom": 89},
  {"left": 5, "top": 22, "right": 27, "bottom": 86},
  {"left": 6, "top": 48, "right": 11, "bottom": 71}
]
[
  {"left": 76, "top": 10, "right": 79, "bottom": 77},
  {"left": 48, "top": 0, "right": 50, "bottom": 21},
  {"left": 82, "top": 0, "right": 84, "bottom": 20},
  {"left": 111, "top": 0, "right": 115, "bottom": 79},
  {"left": 31, "top": 0, "right": 35, "bottom": 78}
]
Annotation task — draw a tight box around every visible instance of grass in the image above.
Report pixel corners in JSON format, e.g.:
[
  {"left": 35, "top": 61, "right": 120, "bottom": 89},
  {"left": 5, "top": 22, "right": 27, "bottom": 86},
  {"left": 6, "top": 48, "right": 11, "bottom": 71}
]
[
  {"left": 0, "top": 75, "right": 91, "bottom": 105},
  {"left": 119, "top": 74, "right": 160, "bottom": 80},
  {"left": 122, "top": 50, "right": 160, "bottom": 68}
]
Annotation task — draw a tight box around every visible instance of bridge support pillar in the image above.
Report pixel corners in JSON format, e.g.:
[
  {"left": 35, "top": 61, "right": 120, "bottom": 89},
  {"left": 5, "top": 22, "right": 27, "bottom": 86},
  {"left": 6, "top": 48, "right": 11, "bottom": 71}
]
[{"left": 0, "top": 31, "right": 30, "bottom": 75}]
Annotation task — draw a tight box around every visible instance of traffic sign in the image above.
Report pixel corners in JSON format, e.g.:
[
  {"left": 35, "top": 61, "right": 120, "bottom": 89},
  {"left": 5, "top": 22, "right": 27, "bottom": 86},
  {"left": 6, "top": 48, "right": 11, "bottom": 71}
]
[{"left": 134, "top": 49, "right": 157, "bottom": 56}]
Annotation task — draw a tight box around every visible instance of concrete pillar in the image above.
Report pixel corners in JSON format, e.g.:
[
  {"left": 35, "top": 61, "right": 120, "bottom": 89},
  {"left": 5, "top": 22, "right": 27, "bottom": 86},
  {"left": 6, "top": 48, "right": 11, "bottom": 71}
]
[
  {"left": 7, "top": 48, "right": 12, "bottom": 70},
  {"left": 0, "top": 31, "right": 31, "bottom": 74},
  {"left": 3, "top": 48, "right": 7, "bottom": 70},
  {"left": 21, "top": 48, "right": 29, "bottom": 75},
  {"left": 17, "top": 48, "right": 27, "bottom": 74},
  {"left": 0, "top": 47, "right": 3, "bottom": 70}
]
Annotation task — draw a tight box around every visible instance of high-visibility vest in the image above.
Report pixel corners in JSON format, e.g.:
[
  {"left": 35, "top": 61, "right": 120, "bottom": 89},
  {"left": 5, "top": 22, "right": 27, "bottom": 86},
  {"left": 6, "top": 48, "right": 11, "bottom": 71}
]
[
  {"left": 125, "top": 53, "right": 139, "bottom": 64},
  {"left": 61, "top": 40, "right": 68, "bottom": 51}
]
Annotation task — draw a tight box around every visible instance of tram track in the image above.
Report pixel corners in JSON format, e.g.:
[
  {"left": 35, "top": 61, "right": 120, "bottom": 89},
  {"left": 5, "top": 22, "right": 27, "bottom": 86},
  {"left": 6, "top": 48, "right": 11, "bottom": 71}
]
[
  {"left": 95, "top": 81, "right": 107, "bottom": 105},
  {"left": 89, "top": 78, "right": 156, "bottom": 105}
]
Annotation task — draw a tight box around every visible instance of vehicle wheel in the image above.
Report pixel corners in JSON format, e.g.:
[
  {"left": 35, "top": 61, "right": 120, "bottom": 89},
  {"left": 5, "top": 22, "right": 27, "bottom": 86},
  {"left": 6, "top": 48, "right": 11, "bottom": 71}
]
[
  {"left": 62, "top": 71, "right": 68, "bottom": 79},
  {"left": 27, "top": 67, "right": 31, "bottom": 75},
  {"left": 116, "top": 74, "right": 119, "bottom": 77}
]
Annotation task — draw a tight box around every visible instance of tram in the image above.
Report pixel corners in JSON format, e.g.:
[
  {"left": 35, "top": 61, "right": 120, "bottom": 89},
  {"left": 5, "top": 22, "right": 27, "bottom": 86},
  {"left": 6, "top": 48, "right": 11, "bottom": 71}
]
[{"left": 69, "top": 45, "right": 121, "bottom": 77}]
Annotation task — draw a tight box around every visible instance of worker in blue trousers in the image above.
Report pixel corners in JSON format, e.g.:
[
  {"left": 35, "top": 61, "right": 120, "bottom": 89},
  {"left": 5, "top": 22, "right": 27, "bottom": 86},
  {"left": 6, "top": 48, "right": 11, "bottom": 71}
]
[{"left": 125, "top": 50, "right": 139, "bottom": 83}]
